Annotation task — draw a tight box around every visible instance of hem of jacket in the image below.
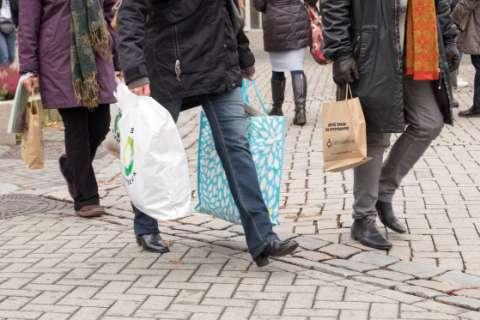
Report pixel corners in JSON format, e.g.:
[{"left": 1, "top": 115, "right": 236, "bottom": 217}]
[
  {"left": 154, "top": 81, "right": 242, "bottom": 103},
  {"left": 265, "top": 44, "right": 309, "bottom": 53},
  {"left": 42, "top": 97, "right": 117, "bottom": 109}
]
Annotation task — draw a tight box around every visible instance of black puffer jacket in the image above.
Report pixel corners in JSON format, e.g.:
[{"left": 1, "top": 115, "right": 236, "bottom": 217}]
[
  {"left": 118, "top": 0, "right": 255, "bottom": 106},
  {"left": 254, "top": 0, "right": 312, "bottom": 52},
  {"left": 323, "top": 0, "right": 457, "bottom": 133},
  {"left": 0, "top": 0, "right": 18, "bottom": 26}
]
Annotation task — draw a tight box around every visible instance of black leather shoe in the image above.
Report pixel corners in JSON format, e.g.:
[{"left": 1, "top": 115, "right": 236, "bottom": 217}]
[
  {"left": 376, "top": 201, "right": 407, "bottom": 234},
  {"left": 136, "top": 233, "right": 170, "bottom": 254},
  {"left": 254, "top": 239, "right": 299, "bottom": 267},
  {"left": 351, "top": 218, "right": 392, "bottom": 250},
  {"left": 253, "top": 254, "right": 270, "bottom": 267},
  {"left": 459, "top": 106, "right": 480, "bottom": 117},
  {"left": 267, "top": 239, "right": 299, "bottom": 257}
]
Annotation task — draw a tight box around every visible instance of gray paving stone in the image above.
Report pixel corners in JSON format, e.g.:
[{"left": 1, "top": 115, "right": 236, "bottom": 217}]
[
  {"left": 325, "top": 259, "right": 378, "bottom": 272},
  {"left": 352, "top": 276, "right": 403, "bottom": 289},
  {"left": 388, "top": 261, "right": 448, "bottom": 279},
  {"left": 460, "top": 311, "right": 480, "bottom": 320},
  {"left": 0, "top": 183, "right": 18, "bottom": 195},
  {"left": 312, "top": 263, "right": 364, "bottom": 278},
  {"left": 350, "top": 252, "right": 400, "bottom": 267},
  {"left": 434, "top": 271, "right": 480, "bottom": 290},
  {"left": 436, "top": 295, "right": 480, "bottom": 311},
  {"left": 294, "top": 236, "right": 330, "bottom": 251},
  {"left": 318, "top": 244, "right": 362, "bottom": 259},
  {"left": 367, "top": 269, "right": 415, "bottom": 282},
  {"left": 396, "top": 284, "right": 445, "bottom": 299},
  {"left": 293, "top": 250, "right": 332, "bottom": 262},
  {"left": 413, "top": 300, "right": 469, "bottom": 315}
]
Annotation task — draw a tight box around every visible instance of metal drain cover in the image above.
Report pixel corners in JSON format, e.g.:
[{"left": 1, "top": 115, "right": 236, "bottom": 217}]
[{"left": 0, "top": 194, "right": 71, "bottom": 219}]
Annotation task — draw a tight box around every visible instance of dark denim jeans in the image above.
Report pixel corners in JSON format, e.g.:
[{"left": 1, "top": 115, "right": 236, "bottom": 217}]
[
  {"left": 471, "top": 55, "right": 480, "bottom": 108},
  {"left": 0, "top": 31, "right": 15, "bottom": 66},
  {"left": 134, "top": 87, "right": 278, "bottom": 258}
]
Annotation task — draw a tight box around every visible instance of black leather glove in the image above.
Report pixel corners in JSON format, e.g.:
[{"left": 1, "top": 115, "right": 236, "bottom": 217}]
[
  {"left": 333, "top": 55, "right": 359, "bottom": 85},
  {"left": 445, "top": 44, "right": 461, "bottom": 73}
]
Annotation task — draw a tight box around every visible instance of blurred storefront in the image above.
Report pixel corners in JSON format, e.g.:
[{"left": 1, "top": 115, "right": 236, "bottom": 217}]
[{"left": 240, "top": 0, "right": 262, "bottom": 31}]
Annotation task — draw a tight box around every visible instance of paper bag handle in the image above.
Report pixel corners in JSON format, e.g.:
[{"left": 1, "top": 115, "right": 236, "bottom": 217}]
[{"left": 344, "top": 84, "right": 353, "bottom": 101}]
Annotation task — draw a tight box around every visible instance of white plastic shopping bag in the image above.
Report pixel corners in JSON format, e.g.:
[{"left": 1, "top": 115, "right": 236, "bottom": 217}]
[{"left": 114, "top": 83, "right": 191, "bottom": 220}]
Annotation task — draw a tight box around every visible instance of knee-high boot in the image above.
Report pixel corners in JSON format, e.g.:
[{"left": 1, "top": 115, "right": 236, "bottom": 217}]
[
  {"left": 270, "top": 77, "right": 286, "bottom": 116},
  {"left": 292, "top": 72, "right": 307, "bottom": 126}
]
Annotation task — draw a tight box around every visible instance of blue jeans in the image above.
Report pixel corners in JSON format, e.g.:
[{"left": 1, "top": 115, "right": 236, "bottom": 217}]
[
  {"left": 471, "top": 55, "right": 480, "bottom": 108},
  {"left": 134, "top": 87, "right": 278, "bottom": 258},
  {"left": 0, "top": 31, "right": 15, "bottom": 66}
]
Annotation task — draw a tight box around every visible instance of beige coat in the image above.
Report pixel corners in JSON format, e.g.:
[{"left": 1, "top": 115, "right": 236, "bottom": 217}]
[{"left": 453, "top": 0, "right": 480, "bottom": 54}]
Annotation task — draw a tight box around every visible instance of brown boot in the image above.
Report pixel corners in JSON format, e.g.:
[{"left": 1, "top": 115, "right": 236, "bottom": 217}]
[{"left": 76, "top": 205, "right": 105, "bottom": 218}]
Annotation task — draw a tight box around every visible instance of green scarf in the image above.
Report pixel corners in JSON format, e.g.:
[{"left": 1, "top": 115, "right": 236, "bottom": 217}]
[{"left": 71, "top": 0, "right": 111, "bottom": 109}]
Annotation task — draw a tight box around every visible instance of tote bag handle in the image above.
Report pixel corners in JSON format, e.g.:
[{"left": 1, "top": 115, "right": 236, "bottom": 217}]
[{"left": 241, "top": 79, "right": 270, "bottom": 115}]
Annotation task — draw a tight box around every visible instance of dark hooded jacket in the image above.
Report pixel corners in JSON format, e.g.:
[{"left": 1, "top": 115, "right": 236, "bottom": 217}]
[
  {"left": 323, "top": 0, "right": 458, "bottom": 133},
  {"left": 117, "top": 0, "right": 255, "bottom": 108}
]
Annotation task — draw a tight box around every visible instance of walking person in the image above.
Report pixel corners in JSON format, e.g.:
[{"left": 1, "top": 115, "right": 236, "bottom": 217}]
[
  {"left": 254, "top": 0, "right": 317, "bottom": 126},
  {"left": 0, "top": 0, "right": 17, "bottom": 67},
  {"left": 118, "top": 0, "right": 298, "bottom": 266},
  {"left": 323, "top": 0, "right": 459, "bottom": 250},
  {"left": 450, "top": 0, "right": 461, "bottom": 108},
  {"left": 19, "top": 0, "right": 117, "bottom": 217},
  {"left": 453, "top": 0, "right": 480, "bottom": 117}
]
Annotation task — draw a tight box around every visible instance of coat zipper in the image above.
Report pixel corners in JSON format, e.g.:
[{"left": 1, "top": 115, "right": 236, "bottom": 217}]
[
  {"left": 173, "top": 25, "right": 182, "bottom": 82},
  {"left": 393, "top": 0, "right": 403, "bottom": 73}
]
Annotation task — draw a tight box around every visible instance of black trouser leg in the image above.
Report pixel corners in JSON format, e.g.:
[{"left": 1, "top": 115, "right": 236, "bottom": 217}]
[{"left": 58, "top": 105, "right": 110, "bottom": 211}]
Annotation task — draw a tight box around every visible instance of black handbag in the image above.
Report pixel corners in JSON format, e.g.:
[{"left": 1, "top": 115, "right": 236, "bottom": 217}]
[{"left": 0, "top": 18, "right": 15, "bottom": 35}]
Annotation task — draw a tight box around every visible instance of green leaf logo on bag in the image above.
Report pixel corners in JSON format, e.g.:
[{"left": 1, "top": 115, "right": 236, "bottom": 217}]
[
  {"left": 112, "top": 112, "right": 122, "bottom": 142},
  {"left": 123, "top": 135, "right": 135, "bottom": 178}
]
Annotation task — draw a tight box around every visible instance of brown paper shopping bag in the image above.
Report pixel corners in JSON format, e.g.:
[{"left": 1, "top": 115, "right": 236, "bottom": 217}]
[
  {"left": 322, "top": 86, "right": 370, "bottom": 172},
  {"left": 21, "top": 100, "right": 44, "bottom": 169}
]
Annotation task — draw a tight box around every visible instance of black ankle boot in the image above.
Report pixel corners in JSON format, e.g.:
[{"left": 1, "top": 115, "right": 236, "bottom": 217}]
[
  {"left": 292, "top": 72, "right": 307, "bottom": 126},
  {"left": 136, "top": 233, "right": 170, "bottom": 253},
  {"left": 376, "top": 201, "right": 407, "bottom": 234},
  {"left": 351, "top": 218, "right": 392, "bottom": 250},
  {"left": 459, "top": 106, "right": 480, "bottom": 117},
  {"left": 270, "top": 77, "right": 286, "bottom": 116},
  {"left": 253, "top": 239, "right": 299, "bottom": 267}
]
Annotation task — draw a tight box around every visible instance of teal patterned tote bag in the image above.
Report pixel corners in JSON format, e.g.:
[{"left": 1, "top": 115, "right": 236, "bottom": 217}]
[{"left": 195, "top": 80, "right": 286, "bottom": 225}]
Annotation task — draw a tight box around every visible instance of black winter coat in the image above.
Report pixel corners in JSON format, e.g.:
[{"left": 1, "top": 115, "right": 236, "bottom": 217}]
[
  {"left": 118, "top": 0, "right": 255, "bottom": 106},
  {"left": 323, "top": 0, "right": 457, "bottom": 133},
  {"left": 254, "top": 0, "right": 311, "bottom": 52},
  {"left": 0, "top": 0, "right": 18, "bottom": 26}
]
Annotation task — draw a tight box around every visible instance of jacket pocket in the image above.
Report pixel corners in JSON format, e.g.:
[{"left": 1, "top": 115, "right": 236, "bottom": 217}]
[{"left": 356, "top": 27, "right": 378, "bottom": 74}]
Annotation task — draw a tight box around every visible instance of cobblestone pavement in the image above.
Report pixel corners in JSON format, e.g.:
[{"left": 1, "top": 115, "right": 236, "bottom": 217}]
[
  {"left": 1, "top": 205, "right": 479, "bottom": 320},
  {"left": 1, "top": 45, "right": 480, "bottom": 317}
]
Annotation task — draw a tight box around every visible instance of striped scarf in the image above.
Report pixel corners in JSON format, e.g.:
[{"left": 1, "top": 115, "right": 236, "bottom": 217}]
[{"left": 405, "top": 0, "right": 440, "bottom": 80}]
